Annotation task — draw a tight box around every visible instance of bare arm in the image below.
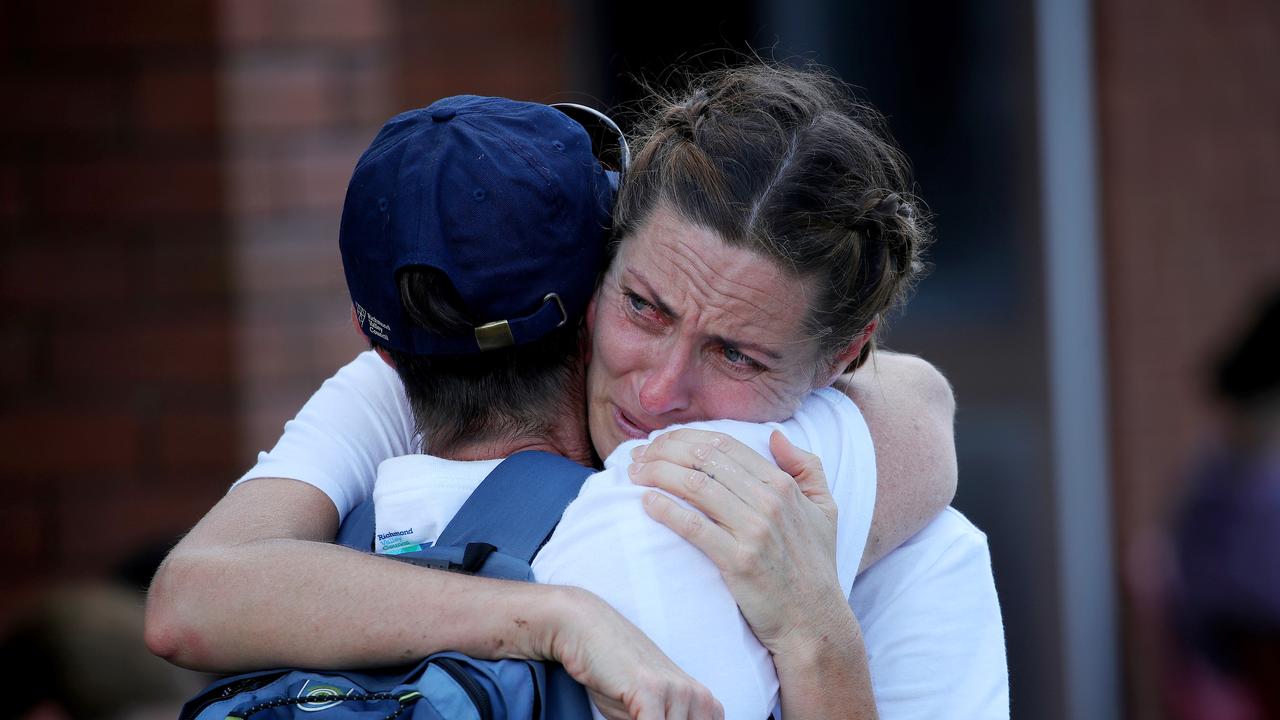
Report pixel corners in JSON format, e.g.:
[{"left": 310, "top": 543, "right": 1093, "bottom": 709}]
[
  {"left": 145, "top": 478, "right": 721, "bottom": 717},
  {"left": 147, "top": 478, "right": 571, "bottom": 671},
  {"left": 835, "top": 351, "right": 958, "bottom": 572}
]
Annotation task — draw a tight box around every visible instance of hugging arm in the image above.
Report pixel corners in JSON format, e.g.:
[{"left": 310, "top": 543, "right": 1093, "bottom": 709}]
[
  {"left": 837, "top": 350, "right": 958, "bottom": 571},
  {"left": 635, "top": 431, "right": 876, "bottom": 718},
  {"left": 146, "top": 478, "right": 720, "bottom": 718},
  {"left": 144, "top": 352, "right": 720, "bottom": 718},
  {"left": 635, "top": 351, "right": 959, "bottom": 717}
]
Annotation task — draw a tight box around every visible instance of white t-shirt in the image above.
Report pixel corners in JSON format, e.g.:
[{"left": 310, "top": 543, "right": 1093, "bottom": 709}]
[
  {"left": 371, "top": 390, "right": 876, "bottom": 719},
  {"left": 236, "top": 351, "right": 1010, "bottom": 719}
]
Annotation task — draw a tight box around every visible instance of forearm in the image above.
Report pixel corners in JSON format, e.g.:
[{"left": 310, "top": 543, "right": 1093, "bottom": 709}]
[
  {"left": 145, "top": 478, "right": 575, "bottom": 673},
  {"left": 146, "top": 536, "right": 570, "bottom": 673},
  {"left": 773, "top": 600, "right": 877, "bottom": 720},
  {"left": 148, "top": 480, "right": 723, "bottom": 714}
]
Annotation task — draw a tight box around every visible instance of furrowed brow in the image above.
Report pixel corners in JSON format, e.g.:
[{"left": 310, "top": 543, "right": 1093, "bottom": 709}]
[
  {"left": 628, "top": 269, "right": 679, "bottom": 318},
  {"left": 628, "top": 269, "right": 782, "bottom": 363}
]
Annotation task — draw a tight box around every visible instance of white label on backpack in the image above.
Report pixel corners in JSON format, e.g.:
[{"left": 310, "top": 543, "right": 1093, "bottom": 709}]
[{"left": 296, "top": 680, "right": 355, "bottom": 711}]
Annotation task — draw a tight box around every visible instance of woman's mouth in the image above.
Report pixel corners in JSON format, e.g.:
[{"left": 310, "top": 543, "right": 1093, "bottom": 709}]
[{"left": 612, "top": 405, "right": 651, "bottom": 440}]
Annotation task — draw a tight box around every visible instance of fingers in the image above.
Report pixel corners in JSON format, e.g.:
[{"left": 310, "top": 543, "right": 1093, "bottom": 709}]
[
  {"left": 641, "top": 491, "right": 737, "bottom": 563},
  {"left": 769, "top": 430, "right": 834, "bottom": 503},
  {"left": 595, "top": 682, "right": 721, "bottom": 720},
  {"left": 629, "top": 459, "right": 752, "bottom": 528},
  {"left": 642, "top": 429, "right": 784, "bottom": 479},
  {"left": 666, "top": 687, "right": 724, "bottom": 720},
  {"left": 665, "top": 691, "right": 691, "bottom": 720},
  {"left": 632, "top": 430, "right": 785, "bottom": 503},
  {"left": 658, "top": 685, "right": 722, "bottom": 720},
  {"left": 701, "top": 695, "right": 725, "bottom": 720},
  {"left": 632, "top": 699, "right": 663, "bottom": 720}
]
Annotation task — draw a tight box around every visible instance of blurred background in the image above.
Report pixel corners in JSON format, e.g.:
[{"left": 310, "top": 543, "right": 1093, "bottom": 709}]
[{"left": 2, "top": 0, "right": 1278, "bottom": 718}]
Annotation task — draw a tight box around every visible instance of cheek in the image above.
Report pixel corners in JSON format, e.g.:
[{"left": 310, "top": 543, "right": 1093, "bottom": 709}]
[
  {"left": 590, "top": 302, "right": 644, "bottom": 379},
  {"left": 707, "top": 386, "right": 790, "bottom": 422},
  {"left": 694, "top": 371, "right": 811, "bottom": 423}
]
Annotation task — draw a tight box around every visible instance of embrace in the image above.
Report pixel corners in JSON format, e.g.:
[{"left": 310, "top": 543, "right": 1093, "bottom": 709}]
[{"left": 146, "top": 62, "right": 1008, "bottom": 719}]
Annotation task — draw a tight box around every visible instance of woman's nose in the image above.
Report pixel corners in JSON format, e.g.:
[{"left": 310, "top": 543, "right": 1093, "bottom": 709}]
[{"left": 637, "top": 351, "right": 692, "bottom": 417}]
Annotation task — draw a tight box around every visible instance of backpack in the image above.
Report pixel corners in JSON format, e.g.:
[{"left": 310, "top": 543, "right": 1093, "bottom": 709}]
[{"left": 180, "top": 450, "right": 596, "bottom": 720}]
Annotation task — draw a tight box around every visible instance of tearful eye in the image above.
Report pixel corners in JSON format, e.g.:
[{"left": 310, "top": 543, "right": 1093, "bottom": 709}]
[
  {"left": 625, "top": 292, "right": 655, "bottom": 314},
  {"left": 722, "top": 345, "right": 762, "bottom": 370}
]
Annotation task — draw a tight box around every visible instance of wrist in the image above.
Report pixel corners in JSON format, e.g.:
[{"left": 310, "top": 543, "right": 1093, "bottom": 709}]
[
  {"left": 771, "top": 597, "right": 862, "bottom": 670},
  {"left": 456, "top": 579, "right": 586, "bottom": 663},
  {"left": 764, "top": 581, "right": 855, "bottom": 655},
  {"left": 772, "top": 604, "right": 875, "bottom": 719},
  {"left": 538, "top": 584, "right": 598, "bottom": 664}
]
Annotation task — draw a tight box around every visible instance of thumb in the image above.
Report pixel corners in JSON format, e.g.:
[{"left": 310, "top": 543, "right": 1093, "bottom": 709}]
[{"left": 769, "top": 430, "right": 832, "bottom": 503}]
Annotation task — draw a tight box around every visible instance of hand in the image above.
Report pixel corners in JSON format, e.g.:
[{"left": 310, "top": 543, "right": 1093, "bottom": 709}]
[
  {"left": 550, "top": 587, "right": 724, "bottom": 720},
  {"left": 628, "top": 429, "right": 847, "bottom": 653}
]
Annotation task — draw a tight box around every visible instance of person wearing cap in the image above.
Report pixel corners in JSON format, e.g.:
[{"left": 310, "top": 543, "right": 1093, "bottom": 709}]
[
  {"left": 321, "top": 94, "right": 884, "bottom": 719},
  {"left": 149, "top": 65, "right": 1006, "bottom": 720}
]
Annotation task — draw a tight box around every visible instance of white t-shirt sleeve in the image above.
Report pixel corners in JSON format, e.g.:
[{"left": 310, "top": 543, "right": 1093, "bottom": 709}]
[
  {"left": 851, "top": 509, "right": 1010, "bottom": 720},
  {"left": 232, "top": 351, "right": 418, "bottom": 520}
]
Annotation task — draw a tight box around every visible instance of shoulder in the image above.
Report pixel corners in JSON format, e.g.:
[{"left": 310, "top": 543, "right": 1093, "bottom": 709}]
[
  {"left": 233, "top": 351, "right": 417, "bottom": 520},
  {"left": 835, "top": 352, "right": 955, "bottom": 413},
  {"left": 328, "top": 350, "right": 406, "bottom": 398}
]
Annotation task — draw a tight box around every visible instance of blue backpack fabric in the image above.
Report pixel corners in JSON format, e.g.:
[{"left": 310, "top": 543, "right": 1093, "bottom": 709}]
[{"left": 180, "top": 451, "right": 595, "bottom": 720}]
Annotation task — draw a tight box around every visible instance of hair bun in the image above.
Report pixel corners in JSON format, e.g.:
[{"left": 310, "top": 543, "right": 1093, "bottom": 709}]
[
  {"left": 662, "top": 88, "right": 712, "bottom": 142},
  {"left": 868, "top": 191, "right": 914, "bottom": 222}
]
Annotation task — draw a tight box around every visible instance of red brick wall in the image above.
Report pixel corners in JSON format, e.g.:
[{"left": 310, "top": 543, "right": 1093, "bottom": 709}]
[
  {"left": 1, "top": 0, "right": 576, "bottom": 622},
  {"left": 219, "top": 0, "right": 395, "bottom": 455},
  {"left": 1095, "top": 0, "right": 1280, "bottom": 716},
  {"left": 224, "top": 0, "right": 575, "bottom": 459},
  {"left": 0, "top": 1, "right": 233, "bottom": 616}
]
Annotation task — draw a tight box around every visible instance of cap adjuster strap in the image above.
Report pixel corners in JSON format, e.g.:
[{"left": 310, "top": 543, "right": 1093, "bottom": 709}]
[
  {"left": 474, "top": 319, "right": 515, "bottom": 351},
  {"left": 543, "top": 292, "right": 568, "bottom": 328},
  {"left": 472, "top": 293, "right": 568, "bottom": 351}
]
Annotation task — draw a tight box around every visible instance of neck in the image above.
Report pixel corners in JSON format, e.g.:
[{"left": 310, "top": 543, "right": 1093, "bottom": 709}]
[
  {"left": 423, "top": 358, "right": 598, "bottom": 467},
  {"left": 440, "top": 429, "right": 593, "bottom": 466},
  {"left": 433, "top": 404, "right": 596, "bottom": 467}
]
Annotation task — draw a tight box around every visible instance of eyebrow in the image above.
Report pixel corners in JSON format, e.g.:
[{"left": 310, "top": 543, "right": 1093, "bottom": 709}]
[
  {"left": 626, "top": 269, "right": 784, "bottom": 363},
  {"left": 628, "top": 268, "right": 679, "bottom": 318}
]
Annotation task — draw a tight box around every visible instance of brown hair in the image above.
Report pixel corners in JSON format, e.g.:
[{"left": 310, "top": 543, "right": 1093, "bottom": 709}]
[
  {"left": 380, "top": 267, "right": 587, "bottom": 457},
  {"left": 612, "top": 62, "right": 930, "bottom": 371}
]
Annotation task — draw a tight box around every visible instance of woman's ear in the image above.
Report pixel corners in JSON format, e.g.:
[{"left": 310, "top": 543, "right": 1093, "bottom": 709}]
[{"left": 817, "top": 318, "right": 878, "bottom": 387}]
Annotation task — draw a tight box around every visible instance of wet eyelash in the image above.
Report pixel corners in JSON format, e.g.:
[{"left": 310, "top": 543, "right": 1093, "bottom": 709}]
[
  {"left": 723, "top": 345, "right": 767, "bottom": 372},
  {"left": 624, "top": 291, "right": 654, "bottom": 313}
]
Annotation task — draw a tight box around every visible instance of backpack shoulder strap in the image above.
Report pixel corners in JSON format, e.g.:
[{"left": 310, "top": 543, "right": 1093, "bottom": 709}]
[
  {"left": 435, "top": 450, "right": 593, "bottom": 564},
  {"left": 335, "top": 496, "right": 377, "bottom": 552}
]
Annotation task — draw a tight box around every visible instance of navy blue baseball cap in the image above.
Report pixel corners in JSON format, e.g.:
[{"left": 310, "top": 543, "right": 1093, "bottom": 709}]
[{"left": 339, "top": 95, "right": 616, "bottom": 355}]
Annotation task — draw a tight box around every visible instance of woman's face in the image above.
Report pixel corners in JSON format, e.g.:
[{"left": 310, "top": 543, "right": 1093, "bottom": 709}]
[{"left": 586, "top": 204, "right": 832, "bottom": 458}]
